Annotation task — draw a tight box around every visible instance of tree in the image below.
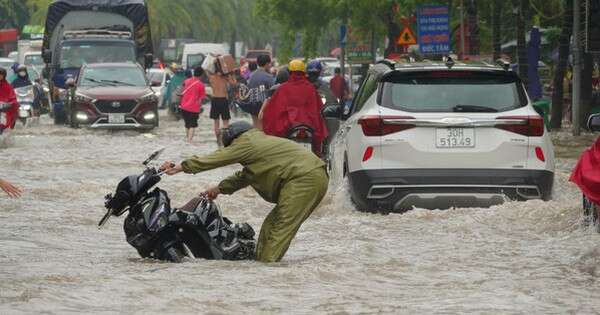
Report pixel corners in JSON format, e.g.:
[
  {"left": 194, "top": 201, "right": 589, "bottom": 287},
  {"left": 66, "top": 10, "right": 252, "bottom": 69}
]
[
  {"left": 550, "top": 0, "right": 573, "bottom": 130},
  {"left": 0, "top": 0, "right": 29, "bottom": 29},
  {"left": 491, "top": 0, "right": 502, "bottom": 60}
]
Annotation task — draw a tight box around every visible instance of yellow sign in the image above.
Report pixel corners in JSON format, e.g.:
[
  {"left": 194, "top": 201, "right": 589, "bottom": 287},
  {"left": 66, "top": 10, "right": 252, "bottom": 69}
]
[{"left": 396, "top": 27, "right": 417, "bottom": 45}]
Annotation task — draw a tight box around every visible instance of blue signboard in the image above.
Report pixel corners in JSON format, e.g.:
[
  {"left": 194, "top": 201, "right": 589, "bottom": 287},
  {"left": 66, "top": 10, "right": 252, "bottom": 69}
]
[{"left": 417, "top": 5, "right": 450, "bottom": 54}]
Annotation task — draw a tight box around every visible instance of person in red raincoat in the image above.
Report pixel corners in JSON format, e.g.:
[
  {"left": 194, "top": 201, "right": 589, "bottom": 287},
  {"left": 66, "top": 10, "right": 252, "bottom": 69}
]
[
  {"left": 0, "top": 67, "right": 18, "bottom": 132},
  {"left": 260, "top": 59, "right": 328, "bottom": 155},
  {"left": 571, "top": 137, "right": 600, "bottom": 205}
]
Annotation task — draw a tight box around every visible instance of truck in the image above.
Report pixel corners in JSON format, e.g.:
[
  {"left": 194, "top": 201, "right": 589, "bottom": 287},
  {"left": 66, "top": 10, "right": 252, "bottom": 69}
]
[
  {"left": 181, "top": 43, "right": 230, "bottom": 70},
  {"left": 42, "top": 0, "right": 153, "bottom": 124}
]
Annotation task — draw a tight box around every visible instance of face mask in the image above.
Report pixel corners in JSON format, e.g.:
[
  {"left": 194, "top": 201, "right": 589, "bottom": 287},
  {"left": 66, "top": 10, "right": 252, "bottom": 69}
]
[{"left": 18, "top": 71, "right": 27, "bottom": 77}]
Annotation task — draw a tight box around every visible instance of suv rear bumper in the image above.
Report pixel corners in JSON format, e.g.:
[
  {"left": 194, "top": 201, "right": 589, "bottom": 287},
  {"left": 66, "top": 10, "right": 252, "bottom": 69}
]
[{"left": 348, "top": 168, "right": 554, "bottom": 212}]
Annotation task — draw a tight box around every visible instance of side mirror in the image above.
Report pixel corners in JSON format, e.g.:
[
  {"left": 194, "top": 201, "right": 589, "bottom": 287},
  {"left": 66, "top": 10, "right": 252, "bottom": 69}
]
[
  {"left": 588, "top": 113, "right": 600, "bottom": 132},
  {"left": 42, "top": 49, "right": 52, "bottom": 64},
  {"left": 322, "top": 104, "right": 342, "bottom": 119},
  {"left": 144, "top": 54, "right": 153, "bottom": 69},
  {"left": 65, "top": 78, "right": 76, "bottom": 88}
]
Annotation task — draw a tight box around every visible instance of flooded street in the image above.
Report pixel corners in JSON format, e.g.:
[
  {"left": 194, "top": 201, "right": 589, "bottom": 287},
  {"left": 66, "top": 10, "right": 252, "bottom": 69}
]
[{"left": 1, "top": 112, "right": 600, "bottom": 314}]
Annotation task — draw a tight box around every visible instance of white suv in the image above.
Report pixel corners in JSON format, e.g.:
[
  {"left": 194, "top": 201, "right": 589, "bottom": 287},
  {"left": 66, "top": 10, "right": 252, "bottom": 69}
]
[{"left": 327, "top": 60, "right": 555, "bottom": 212}]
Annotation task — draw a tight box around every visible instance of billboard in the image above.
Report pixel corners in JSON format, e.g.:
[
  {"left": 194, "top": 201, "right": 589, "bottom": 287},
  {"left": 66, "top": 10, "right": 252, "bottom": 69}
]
[{"left": 417, "top": 5, "right": 450, "bottom": 55}]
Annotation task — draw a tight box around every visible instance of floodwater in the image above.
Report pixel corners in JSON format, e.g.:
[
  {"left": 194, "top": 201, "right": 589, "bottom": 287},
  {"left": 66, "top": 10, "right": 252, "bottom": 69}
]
[{"left": 1, "top": 112, "right": 600, "bottom": 314}]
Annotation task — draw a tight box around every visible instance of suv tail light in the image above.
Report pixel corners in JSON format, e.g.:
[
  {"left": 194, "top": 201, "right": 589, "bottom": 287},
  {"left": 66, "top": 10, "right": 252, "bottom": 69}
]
[
  {"left": 358, "top": 115, "right": 415, "bottom": 136},
  {"left": 495, "top": 116, "right": 544, "bottom": 137}
]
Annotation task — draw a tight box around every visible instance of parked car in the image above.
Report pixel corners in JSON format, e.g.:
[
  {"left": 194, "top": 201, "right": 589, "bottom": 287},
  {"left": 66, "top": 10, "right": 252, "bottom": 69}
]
[
  {"left": 66, "top": 62, "right": 158, "bottom": 130},
  {"left": 324, "top": 60, "right": 555, "bottom": 212},
  {"left": 147, "top": 68, "right": 168, "bottom": 108}
]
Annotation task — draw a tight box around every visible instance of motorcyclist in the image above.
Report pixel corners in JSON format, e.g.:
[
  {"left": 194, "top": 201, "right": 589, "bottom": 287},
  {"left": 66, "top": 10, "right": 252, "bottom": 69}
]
[
  {"left": 306, "top": 60, "right": 336, "bottom": 107},
  {"left": 160, "top": 121, "right": 329, "bottom": 263},
  {"left": 11, "top": 65, "right": 32, "bottom": 89},
  {"left": 260, "top": 59, "right": 328, "bottom": 156},
  {"left": 0, "top": 67, "right": 18, "bottom": 132},
  {"left": 307, "top": 60, "right": 340, "bottom": 157}
]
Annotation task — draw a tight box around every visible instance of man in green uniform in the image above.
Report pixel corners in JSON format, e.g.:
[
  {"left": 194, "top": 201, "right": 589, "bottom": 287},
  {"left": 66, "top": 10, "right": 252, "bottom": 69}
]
[{"left": 160, "top": 121, "right": 329, "bottom": 262}]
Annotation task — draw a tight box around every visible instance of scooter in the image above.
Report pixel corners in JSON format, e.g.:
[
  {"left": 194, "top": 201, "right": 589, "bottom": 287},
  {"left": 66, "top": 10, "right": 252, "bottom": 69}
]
[
  {"left": 99, "top": 149, "right": 256, "bottom": 262},
  {"left": 15, "top": 85, "right": 34, "bottom": 125},
  {"left": 572, "top": 113, "right": 600, "bottom": 229}
]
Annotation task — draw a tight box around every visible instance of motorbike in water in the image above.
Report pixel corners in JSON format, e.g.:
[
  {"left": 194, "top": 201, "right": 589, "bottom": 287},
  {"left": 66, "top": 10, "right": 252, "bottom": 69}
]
[
  {"left": 99, "top": 149, "right": 256, "bottom": 262},
  {"left": 571, "top": 113, "right": 600, "bottom": 230},
  {"left": 15, "top": 85, "right": 35, "bottom": 125}
]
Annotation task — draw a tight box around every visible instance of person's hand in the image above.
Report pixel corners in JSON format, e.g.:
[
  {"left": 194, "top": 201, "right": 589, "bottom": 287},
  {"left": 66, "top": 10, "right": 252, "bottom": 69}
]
[
  {"left": 0, "top": 178, "right": 21, "bottom": 198},
  {"left": 159, "top": 161, "right": 183, "bottom": 175},
  {"left": 204, "top": 186, "right": 221, "bottom": 200}
]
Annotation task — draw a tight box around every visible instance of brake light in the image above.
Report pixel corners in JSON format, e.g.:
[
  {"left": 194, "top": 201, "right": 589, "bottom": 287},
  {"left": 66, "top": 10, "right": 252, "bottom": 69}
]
[
  {"left": 495, "top": 116, "right": 544, "bottom": 137},
  {"left": 362, "top": 146, "right": 374, "bottom": 162},
  {"left": 535, "top": 147, "right": 545, "bottom": 162},
  {"left": 358, "top": 115, "right": 415, "bottom": 136}
]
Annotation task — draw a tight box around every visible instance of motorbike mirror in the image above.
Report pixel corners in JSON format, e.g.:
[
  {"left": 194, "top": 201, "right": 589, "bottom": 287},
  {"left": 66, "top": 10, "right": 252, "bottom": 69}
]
[
  {"left": 588, "top": 113, "right": 600, "bottom": 132},
  {"left": 143, "top": 148, "right": 165, "bottom": 166},
  {"left": 98, "top": 208, "right": 114, "bottom": 229},
  {"left": 322, "top": 104, "right": 342, "bottom": 119}
]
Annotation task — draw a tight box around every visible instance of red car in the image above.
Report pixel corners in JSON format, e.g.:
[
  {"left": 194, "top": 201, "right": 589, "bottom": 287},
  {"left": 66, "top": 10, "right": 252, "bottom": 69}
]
[{"left": 66, "top": 62, "right": 159, "bottom": 130}]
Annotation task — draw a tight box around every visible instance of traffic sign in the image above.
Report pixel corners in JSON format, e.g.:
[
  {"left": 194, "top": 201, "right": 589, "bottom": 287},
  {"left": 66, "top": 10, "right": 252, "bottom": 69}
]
[{"left": 396, "top": 27, "right": 417, "bottom": 46}]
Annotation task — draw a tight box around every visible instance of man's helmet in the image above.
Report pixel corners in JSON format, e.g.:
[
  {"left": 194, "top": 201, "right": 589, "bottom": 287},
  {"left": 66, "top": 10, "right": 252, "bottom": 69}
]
[
  {"left": 307, "top": 60, "right": 322, "bottom": 74},
  {"left": 288, "top": 59, "right": 306, "bottom": 73},
  {"left": 221, "top": 121, "right": 253, "bottom": 147}
]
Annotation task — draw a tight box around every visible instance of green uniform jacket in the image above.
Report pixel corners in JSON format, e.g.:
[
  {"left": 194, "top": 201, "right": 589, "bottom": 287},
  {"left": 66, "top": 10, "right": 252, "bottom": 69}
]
[{"left": 181, "top": 129, "right": 326, "bottom": 203}]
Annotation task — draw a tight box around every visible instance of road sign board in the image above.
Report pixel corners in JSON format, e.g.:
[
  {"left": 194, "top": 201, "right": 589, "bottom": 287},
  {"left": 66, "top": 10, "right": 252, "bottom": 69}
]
[
  {"left": 396, "top": 27, "right": 417, "bottom": 45},
  {"left": 347, "top": 29, "right": 373, "bottom": 64},
  {"left": 417, "top": 5, "right": 450, "bottom": 54}
]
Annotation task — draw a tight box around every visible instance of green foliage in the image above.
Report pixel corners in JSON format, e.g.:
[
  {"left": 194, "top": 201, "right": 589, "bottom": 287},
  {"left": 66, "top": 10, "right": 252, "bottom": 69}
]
[{"left": 0, "top": 0, "right": 30, "bottom": 29}]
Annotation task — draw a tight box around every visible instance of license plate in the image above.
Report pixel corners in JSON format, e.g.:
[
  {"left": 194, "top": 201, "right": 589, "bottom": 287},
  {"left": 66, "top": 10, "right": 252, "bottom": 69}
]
[
  {"left": 108, "top": 114, "right": 125, "bottom": 124},
  {"left": 436, "top": 128, "right": 475, "bottom": 148}
]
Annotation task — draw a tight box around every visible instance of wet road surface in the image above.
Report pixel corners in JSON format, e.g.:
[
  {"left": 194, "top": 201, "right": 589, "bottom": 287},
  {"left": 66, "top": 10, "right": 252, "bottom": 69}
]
[{"left": 1, "top": 113, "right": 600, "bottom": 314}]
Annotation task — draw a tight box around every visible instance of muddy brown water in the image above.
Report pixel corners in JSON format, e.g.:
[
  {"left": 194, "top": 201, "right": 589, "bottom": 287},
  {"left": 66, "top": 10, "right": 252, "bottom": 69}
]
[{"left": 1, "top": 113, "right": 599, "bottom": 314}]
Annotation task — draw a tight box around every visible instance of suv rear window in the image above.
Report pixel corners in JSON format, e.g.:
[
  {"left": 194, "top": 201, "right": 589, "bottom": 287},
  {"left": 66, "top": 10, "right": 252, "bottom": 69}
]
[{"left": 381, "top": 71, "right": 527, "bottom": 113}]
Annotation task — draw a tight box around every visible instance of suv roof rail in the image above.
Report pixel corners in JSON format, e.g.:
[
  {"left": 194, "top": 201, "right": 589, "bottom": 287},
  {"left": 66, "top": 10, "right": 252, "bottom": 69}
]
[
  {"left": 376, "top": 59, "right": 396, "bottom": 70},
  {"left": 63, "top": 30, "right": 132, "bottom": 40},
  {"left": 495, "top": 59, "right": 511, "bottom": 71}
]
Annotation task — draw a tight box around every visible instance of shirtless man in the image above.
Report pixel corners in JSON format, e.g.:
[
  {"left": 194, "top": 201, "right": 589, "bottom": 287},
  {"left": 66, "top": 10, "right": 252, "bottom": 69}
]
[{"left": 208, "top": 68, "right": 237, "bottom": 146}]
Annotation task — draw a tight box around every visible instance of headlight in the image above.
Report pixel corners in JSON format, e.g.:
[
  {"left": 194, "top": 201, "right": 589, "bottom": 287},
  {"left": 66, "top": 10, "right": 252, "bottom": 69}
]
[
  {"left": 73, "top": 92, "right": 95, "bottom": 103},
  {"left": 143, "top": 111, "right": 156, "bottom": 121},
  {"left": 21, "top": 104, "right": 32, "bottom": 111},
  {"left": 137, "top": 91, "right": 158, "bottom": 103},
  {"left": 154, "top": 91, "right": 161, "bottom": 97}
]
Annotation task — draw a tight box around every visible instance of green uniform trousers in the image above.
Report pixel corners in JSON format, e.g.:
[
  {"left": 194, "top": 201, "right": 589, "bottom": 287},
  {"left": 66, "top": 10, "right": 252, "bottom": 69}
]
[{"left": 255, "top": 167, "right": 329, "bottom": 262}]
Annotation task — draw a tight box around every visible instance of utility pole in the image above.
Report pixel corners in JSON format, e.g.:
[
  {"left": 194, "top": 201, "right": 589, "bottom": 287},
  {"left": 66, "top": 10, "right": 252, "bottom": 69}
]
[
  {"left": 460, "top": 0, "right": 465, "bottom": 58},
  {"left": 573, "top": 0, "right": 581, "bottom": 135},
  {"left": 341, "top": 13, "right": 348, "bottom": 78}
]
